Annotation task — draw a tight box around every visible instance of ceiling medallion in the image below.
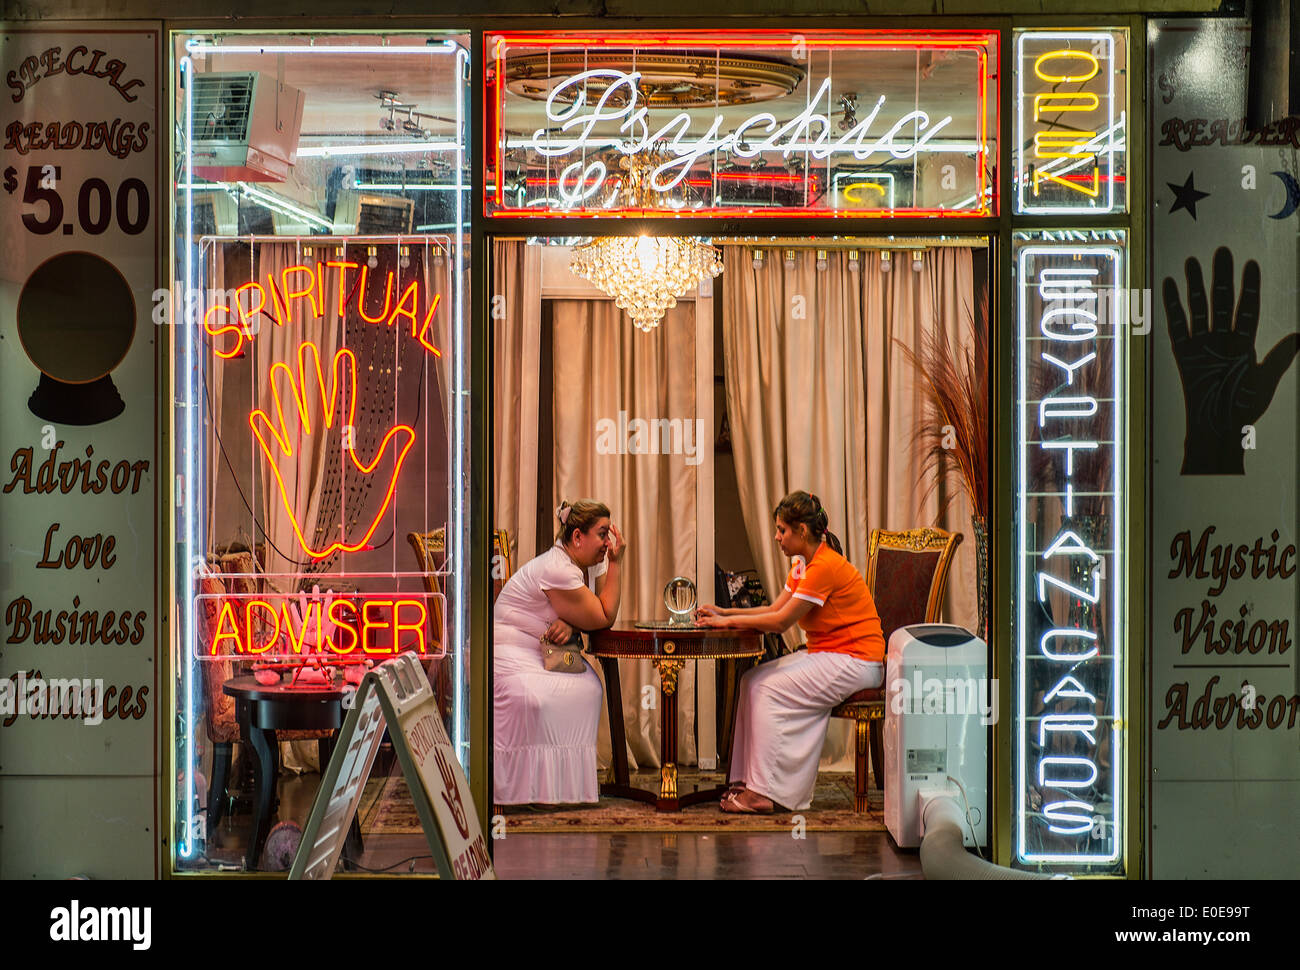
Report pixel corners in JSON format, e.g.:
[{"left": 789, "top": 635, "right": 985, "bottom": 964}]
[{"left": 505, "top": 51, "right": 805, "bottom": 108}]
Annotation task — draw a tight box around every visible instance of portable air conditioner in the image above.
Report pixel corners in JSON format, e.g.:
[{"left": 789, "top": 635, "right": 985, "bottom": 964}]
[
  {"left": 333, "top": 189, "right": 415, "bottom": 235},
  {"left": 883, "top": 624, "right": 989, "bottom": 849},
  {"left": 190, "top": 72, "right": 305, "bottom": 182}
]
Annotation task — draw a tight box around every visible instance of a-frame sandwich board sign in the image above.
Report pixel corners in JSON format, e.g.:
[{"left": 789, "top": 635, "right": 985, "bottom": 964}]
[{"left": 290, "top": 653, "right": 494, "bottom": 880}]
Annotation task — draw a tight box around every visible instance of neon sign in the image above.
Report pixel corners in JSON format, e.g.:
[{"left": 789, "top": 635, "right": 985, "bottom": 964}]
[
  {"left": 1016, "top": 31, "right": 1125, "bottom": 215},
  {"left": 202, "top": 259, "right": 443, "bottom": 360},
  {"left": 195, "top": 590, "right": 444, "bottom": 660},
  {"left": 1015, "top": 240, "right": 1124, "bottom": 868},
  {"left": 249, "top": 341, "right": 417, "bottom": 560},
  {"left": 530, "top": 70, "right": 956, "bottom": 198},
  {"left": 487, "top": 31, "right": 996, "bottom": 218}
]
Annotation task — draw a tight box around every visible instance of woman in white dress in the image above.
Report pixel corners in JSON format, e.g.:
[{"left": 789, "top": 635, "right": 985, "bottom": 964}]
[
  {"left": 493, "top": 499, "right": 626, "bottom": 806},
  {"left": 696, "top": 491, "right": 886, "bottom": 814}
]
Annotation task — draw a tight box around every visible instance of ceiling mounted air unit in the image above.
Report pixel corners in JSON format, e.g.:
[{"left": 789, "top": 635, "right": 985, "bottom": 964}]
[
  {"left": 190, "top": 72, "right": 305, "bottom": 183},
  {"left": 333, "top": 189, "right": 415, "bottom": 235}
]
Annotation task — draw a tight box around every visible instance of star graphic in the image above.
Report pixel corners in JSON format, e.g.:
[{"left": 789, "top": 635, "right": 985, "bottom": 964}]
[{"left": 1167, "top": 172, "right": 1210, "bottom": 219}]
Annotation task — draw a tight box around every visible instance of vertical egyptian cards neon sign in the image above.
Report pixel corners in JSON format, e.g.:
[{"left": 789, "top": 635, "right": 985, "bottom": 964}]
[
  {"left": 1016, "top": 32, "right": 1124, "bottom": 215},
  {"left": 1016, "top": 242, "right": 1124, "bottom": 867}
]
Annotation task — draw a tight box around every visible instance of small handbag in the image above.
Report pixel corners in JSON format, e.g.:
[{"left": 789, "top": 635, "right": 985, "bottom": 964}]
[{"left": 541, "top": 631, "right": 586, "bottom": 673}]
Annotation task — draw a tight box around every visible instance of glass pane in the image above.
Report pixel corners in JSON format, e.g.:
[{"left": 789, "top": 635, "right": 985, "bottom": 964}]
[
  {"left": 170, "top": 31, "right": 470, "bottom": 873},
  {"left": 1015, "top": 29, "right": 1128, "bottom": 215},
  {"left": 1012, "top": 229, "right": 1127, "bottom": 872},
  {"left": 487, "top": 30, "right": 998, "bottom": 219}
]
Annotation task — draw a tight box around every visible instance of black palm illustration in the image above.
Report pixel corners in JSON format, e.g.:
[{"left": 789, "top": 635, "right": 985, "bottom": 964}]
[{"left": 1163, "top": 247, "right": 1300, "bottom": 475}]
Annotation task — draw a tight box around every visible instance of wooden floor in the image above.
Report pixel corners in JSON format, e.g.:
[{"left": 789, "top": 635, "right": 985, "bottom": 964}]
[
  {"left": 492, "top": 832, "right": 922, "bottom": 880},
  {"left": 202, "top": 770, "right": 922, "bottom": 879}
]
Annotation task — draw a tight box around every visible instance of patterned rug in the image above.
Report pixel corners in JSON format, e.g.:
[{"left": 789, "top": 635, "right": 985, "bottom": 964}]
[{"left": 365, "top": 769, "right": 886, "bottom": 833}]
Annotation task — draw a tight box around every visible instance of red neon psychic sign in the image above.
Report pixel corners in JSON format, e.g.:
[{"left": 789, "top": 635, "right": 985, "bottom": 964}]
[
  {"left": 486, "top": 30, "right": 997, "bottom": 219},
  {"left": 195, "top": 590, "right": 444, "bottom": 661}
]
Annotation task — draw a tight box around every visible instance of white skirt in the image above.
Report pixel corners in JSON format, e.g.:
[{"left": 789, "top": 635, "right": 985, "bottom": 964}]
[
  {"left": 493, "top": 634, "right": 604, "bottom": 805},
  {"left": 728, "top": 650, "right": 884, "bottom": 811}
]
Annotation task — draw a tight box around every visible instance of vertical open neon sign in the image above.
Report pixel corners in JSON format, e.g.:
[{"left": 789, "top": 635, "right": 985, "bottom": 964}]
[
  {"left": 1015, "top": 31, "right": 1124, "bottom": 215},
  {"left": 1015, "top": 240, "right": 1124, "bottom": 868}
]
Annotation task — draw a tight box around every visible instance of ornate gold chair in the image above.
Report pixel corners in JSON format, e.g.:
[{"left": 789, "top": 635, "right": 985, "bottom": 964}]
[{"left": 832, "top": 526, "right": 963, "bottom": 812}]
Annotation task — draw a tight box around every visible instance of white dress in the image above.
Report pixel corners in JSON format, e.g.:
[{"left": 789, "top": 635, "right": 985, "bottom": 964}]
[
  {"left": 493, "top": 543, "right": 605, "bottom": 805},
  {"left": 728, "top": 651, "right": 883, "bottom": 811}
]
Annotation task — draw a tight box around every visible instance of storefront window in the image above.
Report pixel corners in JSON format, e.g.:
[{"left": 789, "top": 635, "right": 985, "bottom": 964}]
[
  {"left": 1014, "top": 29, "right": 1129, "bottom": 215},
  {"left": 1012, "top": 228, "right": 1128, "bottom": 872},
  {"left": 169, "top": 31, "right": 470, "bottom": 872},
  {"left": 486, "top": 30, "right": 998, "bottom": 218}
]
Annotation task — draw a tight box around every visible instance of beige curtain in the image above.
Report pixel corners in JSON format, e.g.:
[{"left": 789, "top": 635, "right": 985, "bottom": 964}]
[
  {"left": 551, "top": 299, "right": 700, "bottom": 770},
  {"left": 491, "top": 240, "right": 543, "bottom": 569},
  {"left": 722, "top": 246, "right": 979, "bottom": 769}
]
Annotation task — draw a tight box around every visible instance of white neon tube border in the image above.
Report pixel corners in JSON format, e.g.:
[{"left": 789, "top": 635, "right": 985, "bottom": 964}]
[
  {"left": 452, "top": 45, "right": 469, "bottom": 765},
  {"left": 1015, "top": 32, "right": 1118, "bottom": 216},
  {"left": 1015, "top": 242, "right": 1124, "bottom": 866},
  {"left": 181, "top": 54, "right": 198, "bottom": 860}
]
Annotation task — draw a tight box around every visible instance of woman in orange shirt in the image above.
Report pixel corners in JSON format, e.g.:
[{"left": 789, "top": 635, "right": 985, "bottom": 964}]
[{"left": 696, "top": 491, "right": 886, "bottom": 814}]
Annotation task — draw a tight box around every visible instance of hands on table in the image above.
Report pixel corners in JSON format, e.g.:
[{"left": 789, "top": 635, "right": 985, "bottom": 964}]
[{"left": 694, "top": 605, "right": 730, "bottom": 628}]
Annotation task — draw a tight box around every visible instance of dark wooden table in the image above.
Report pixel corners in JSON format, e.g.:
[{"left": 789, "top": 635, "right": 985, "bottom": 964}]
[
  {"left": 223, "top": 675, "right": 360, "bottom": 870},
  {"left": 588, "top": 622, "right": 762, "bottom": 811}
]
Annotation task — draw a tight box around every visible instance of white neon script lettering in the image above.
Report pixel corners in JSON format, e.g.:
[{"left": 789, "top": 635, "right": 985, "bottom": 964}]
[{"left": 530, "top": 70, "right": 957, "bottom": 194}]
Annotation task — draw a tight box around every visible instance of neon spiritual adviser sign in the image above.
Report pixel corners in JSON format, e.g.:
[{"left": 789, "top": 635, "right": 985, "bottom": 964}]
[
  {"left": 196, "top": 245, "right": 446, "bottom": 664},
  {"left": 1015, "top": 236, "right": 1125, "bottom": 869},
  {"left": 486, "top": 31, "right": 998, "bottom": 218}
]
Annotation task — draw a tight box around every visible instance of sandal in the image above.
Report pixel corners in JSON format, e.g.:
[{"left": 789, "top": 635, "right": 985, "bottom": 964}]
[{"left": 720, "top": 788, "right": 775, "bottom": 815}]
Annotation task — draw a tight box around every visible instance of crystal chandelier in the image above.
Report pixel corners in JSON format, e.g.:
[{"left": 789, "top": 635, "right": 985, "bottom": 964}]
[
  {"left": 569, "top": 149, "right": 723, "bottom": 332},
  {"left": 571, "top": 235, "right": 723, "bottom": 332}
]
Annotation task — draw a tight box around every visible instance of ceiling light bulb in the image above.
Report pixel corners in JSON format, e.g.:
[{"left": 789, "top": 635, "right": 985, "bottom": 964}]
[
  {"left": 635, "top": 236, "right": 659, "bottom": 274},
  {"left": 912, "top": 250, "right": 924, "bottom": 272},
  {"left": 816, "top": 249, "right": 828, "bottom": 271},
  {"left": 847, "top": 250, "right": 861, "bottom": 272},
  {"left": 752, "top": 249, "right": 764, "bottom": 270},
  {"left": 784, "top": 249, "right": 796, "bottom": 269},
  {"left": 880, "top": 251, "right": 892, "bottom": 273}
]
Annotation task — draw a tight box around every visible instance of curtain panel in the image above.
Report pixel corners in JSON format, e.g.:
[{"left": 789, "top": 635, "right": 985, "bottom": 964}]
[{"left": 722, "top": 246, "right": 980, "bottom": 769}]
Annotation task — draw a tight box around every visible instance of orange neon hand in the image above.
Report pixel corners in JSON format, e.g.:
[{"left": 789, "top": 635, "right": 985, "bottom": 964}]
[{"left": 250, "top": 342, "right": 416, "bottom": 559}]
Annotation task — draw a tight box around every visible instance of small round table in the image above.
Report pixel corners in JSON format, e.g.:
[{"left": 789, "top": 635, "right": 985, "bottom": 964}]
[
  {"left": 588, "top": 622, "right": 763, "bottom": 811},
  {"left": 223, "top": 676, "right": 353, "bottom": 870}
]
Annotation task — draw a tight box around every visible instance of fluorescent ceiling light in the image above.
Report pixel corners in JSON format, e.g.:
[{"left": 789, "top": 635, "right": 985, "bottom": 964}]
[
  {"left": 297, "top": 141, "right": 461, "bottom": 158},
  {"left": 236, "top": 182, "right": 333, "bottom": 230},
  {"left": 186, "top": 40, "right": 459, "bottom": 55},
  {"left": 354, "top": 182, "right": 471, "bottom": 191}
]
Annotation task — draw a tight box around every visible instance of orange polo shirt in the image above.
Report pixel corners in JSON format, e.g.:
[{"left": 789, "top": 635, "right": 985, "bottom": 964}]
[{"left": 784, "top": 543, "right": 887, "bottom": 663}]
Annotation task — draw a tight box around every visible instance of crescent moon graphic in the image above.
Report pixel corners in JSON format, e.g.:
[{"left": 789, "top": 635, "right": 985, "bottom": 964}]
[{"left": 1268, "top": 170, "right": 1300, "bottom": 219}]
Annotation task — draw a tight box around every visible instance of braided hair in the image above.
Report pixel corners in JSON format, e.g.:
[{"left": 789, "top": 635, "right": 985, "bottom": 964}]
[{"left": 773, "top": 491, "right": 842, "bottom": 554}]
